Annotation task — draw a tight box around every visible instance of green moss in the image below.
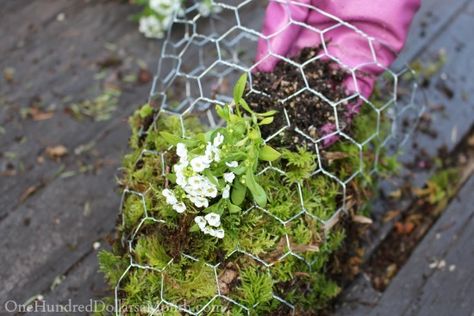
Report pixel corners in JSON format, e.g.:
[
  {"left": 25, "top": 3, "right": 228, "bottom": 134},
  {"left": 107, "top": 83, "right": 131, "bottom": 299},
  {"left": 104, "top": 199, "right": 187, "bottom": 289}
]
[
  {"left": 99, "top": 75, "right": 397, "bottom": 315},
  {"left": 98, "top": 250, "right": 129, "bottom": 287}
]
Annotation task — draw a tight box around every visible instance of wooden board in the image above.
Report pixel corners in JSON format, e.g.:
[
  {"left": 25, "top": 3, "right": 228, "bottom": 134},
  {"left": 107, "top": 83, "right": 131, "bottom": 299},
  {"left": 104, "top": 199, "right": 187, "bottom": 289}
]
[
  {"left": 367, "top": 175, "right": 474, "bottom": 316},
  {"left": 0, "top": 0, "right": 160, "bottom": 308},
  {"left": 335, "top": 1, "right": 474, "bottom": 313}
]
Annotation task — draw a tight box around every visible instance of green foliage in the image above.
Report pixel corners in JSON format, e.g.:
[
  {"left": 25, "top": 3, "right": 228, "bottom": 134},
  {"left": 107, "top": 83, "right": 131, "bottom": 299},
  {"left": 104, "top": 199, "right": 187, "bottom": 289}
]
[
  {"left": 99, "top": 73, "right": 400, "bottom": 315},
  {"left": 239, "top": 266, "right": 274, "bottom": 308},
  {"left": 416, "top": 167, "right": 460, "bottom": 205},
  {"left": 138, "top": 103, "right": 154, "bottom": 118},
  {"left": 98, "top": 250, "right": 128, "bottom": 287},
  {"left": 134, "top": 234, "right": 171, "bottom": 269},
  {"left": 281, "top": 147, "right": 317, "bottom": 182},
  {"left": 122, "top": 194, "right": 145, "bottom": 230}
]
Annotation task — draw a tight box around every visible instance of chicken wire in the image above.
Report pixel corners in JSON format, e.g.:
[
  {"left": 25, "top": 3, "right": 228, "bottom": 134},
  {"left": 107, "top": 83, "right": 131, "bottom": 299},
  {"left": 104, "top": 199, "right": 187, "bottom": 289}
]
[{"left": 114, "top": 1, "right": 422, "bottom": 314}]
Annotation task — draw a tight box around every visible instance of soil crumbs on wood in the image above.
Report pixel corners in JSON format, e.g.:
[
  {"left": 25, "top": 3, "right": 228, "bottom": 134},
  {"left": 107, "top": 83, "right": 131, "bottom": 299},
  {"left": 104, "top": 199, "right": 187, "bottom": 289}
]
[{"left": 365, "top": 127, "right": 474, "bottom": 291}]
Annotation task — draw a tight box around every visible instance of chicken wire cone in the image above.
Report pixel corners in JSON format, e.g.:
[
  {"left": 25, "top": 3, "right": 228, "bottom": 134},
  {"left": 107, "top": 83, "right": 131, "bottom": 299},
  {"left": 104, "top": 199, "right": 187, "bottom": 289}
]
[{"left": 109, "top": 1, "right": 422, "bottom": 315}]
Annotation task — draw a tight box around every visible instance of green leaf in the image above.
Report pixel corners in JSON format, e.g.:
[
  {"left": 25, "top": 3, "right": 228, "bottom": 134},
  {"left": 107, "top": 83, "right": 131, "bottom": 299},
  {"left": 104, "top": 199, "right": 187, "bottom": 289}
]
[
  {"left": 159, "top": 131, "right": 182, "bottom": 145},
  {"left": 228, "top": 202, "right": 241, "bottom": 213},
  {"left": 203, "top": 170, "right": 219, "bottom": 186},
  {"left": 159, "top": 131, "right": 197, "bottom": 147},
  {"left": 216, "top": 105, "right": 230, "bottom": 121},
  {"left": 206, "top": 201, "right": 224, "bottom": 215},
  {"left": 249, "top": 129, "right": 260, "bottom": 140},
  {"left": 233, "top": 73, "right": 247, "bottom": 103},
  {"left": 139, "top": 103, "right": 154, "bottom": 118},
  {"left": 239, "top": 98, "right": 254, "bottom": 114},
  {"left": 245, "top": 169, "right": 267, "bottom": 207},
  {"left": 189, "top": 223, "right": 200, "bottom": 232},
  {"left": 257, "top": 110, "right": 278, "bottom": 117},
  {"left": 259, "top": 145, "right": 281, "bottom": 161},
  {"left": 259, "top": 117, "right": 274, "bottom": 125},
  {"left": 166, "top": 173, "right": 177, "bottom": 183},
  {"left": 231, "top": 180, "right": 247, "bottom": 206},
  {"left": 232, "top": 164, "right": 247, "bottom": 175}
]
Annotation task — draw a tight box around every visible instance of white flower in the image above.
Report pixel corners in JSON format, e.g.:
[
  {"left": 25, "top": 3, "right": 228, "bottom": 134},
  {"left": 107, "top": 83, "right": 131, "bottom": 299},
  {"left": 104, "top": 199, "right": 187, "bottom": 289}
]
[
  {"left": 139, "top": 16, "right": 165, "bottom": 39},
  {"left": 172, "top": 202, "right": 186, "bottom": 213},
  {"left": 190, "top": 155, "right": 211, "bottom": 172},
  {"left": 188, "top": 195, "right": 209, "bottom": 208},
  {"left": 174, "top": 161, "right": 188, "bottom": 186},
  {"left": 161, "top": 14, "right": 172, "bottom": 29},
  {"left": 202, "top": 226, "right": 213, "bottom": 235},
  {"left": 213, "top": 133, "right": 224, "bottom": 147},
  {"left": 205, "top": 142, "right": 220, "bottom": 162},
  {"left": 198, "top": 2, "right": 211, "bottom": 16},
  {"left": 194, "top": 216, "right": 207, "bottom": 230},
  {"left": 174, "top": 161, "right": 187, "bottom": 173},
  {"left": 205, "top": 142, "right": 213, "bottom": 157},
  {"left": 203, "top": 184, "right": 218, "bottom": 198},
  {"left": 162, "top": 188, "right": 177, "bottom": 205},
  {"left": 187, "top": 175, "right": 202, "bottom": 187},
  {"left": 223, "top": 172, "right": 235, "bottom": 183},
  {"left": 162, "top": 188, "right": 173, "bottom": 198},
  {"left": 198, "top": 0, "right": 221, "bottom": 17},
  {"left": 195, "top": 214, "right": 225, "bottom": 239},
  {"left": 225, "top": 161, "right": 238, "bottom": 168},
  {"left": 205, "top": 213, "right": 221, "bottom": 227},
  {"left": 176, "top": 174, "right": 187, "bottom": 187},
  {"left": 213, "top": 149, "right": 221, "bottom": 162},
  {"left": 149, "top": 0, "right": 180, "bottom": 16},
  {"left": 184, "top": 185, "right": 203, "bottom": 197},
  {"left": 176, "top": 143, "right": 187, "bottom": 161},
  {"left": 210, "top": 228, "right": 225, "bottom": 239},
  {"left": 222, "top": 185, "right": 230, "bottom": 199}
]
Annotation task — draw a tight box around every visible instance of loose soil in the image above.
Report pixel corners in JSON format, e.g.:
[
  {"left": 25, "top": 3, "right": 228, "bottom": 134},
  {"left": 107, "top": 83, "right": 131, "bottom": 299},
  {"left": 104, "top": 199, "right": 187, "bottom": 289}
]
[{"left": 245, "top": 46, "right": 354, "bottom": 149}]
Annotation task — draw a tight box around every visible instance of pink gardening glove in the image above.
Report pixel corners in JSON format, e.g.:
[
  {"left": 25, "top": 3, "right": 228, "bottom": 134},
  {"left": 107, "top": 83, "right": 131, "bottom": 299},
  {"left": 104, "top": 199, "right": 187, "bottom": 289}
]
[{"left": 255, "top": 0, "right": 421, "bottom": 144}]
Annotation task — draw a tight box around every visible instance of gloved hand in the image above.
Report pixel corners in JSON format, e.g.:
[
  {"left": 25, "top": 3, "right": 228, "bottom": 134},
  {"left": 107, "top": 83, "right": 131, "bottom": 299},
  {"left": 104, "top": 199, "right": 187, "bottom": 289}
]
[{"left": 256, "top": 0, "right": 421, "bottom": 99}]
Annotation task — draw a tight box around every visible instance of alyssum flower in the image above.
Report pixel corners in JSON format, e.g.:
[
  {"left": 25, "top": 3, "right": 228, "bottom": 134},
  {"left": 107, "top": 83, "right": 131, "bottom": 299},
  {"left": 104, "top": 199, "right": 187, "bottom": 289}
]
[
  {"left": 194, "top": 213, "right": 225, "bottom": 239},
  {"left": 161, "top": 133, "right": 236, "bottom": 239}
]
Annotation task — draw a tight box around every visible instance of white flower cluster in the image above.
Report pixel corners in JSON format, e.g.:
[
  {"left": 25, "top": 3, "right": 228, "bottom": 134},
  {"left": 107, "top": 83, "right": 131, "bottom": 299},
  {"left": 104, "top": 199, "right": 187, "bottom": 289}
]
[
  {"left": 197, "top": 0, "right": 222, "bottom": 17},
  {"left": 138, "top": 0, "right": 181, "bottom": 39},
  {"left": 149, "top": 0, "right": 180, "bottom": 16},
  {"left": 161, "top": 133, "right": 238, "bottom": 239},
  {"left": 194, "top": 213, "right": 224, "bottom": 238}
]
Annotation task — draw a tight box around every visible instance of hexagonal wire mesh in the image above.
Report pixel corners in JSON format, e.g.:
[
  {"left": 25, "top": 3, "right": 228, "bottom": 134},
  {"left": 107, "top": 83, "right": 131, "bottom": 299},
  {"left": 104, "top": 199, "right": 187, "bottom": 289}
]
[{"left": 114, "top": 1, "right": 423, "bottom": 314}]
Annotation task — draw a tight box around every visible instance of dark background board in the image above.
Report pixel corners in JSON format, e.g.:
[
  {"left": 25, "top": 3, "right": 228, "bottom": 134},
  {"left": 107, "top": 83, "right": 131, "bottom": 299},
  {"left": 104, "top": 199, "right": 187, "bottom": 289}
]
[
  {"left": 0, "top": 0, "right": 473, "bottom": 315},
  {"left": 0, "top": 0, "right": 162, "bottom": 310},
  {"left": 336, "top": 0, "right": 474, "bottom": 314},
  {"left": 371, "top": 176, "right": 474, "bottom": 316}
]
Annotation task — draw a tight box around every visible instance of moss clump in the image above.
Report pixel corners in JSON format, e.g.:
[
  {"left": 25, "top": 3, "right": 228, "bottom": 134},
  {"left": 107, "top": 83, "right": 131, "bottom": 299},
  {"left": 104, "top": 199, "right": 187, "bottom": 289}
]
[{"left": 98, "top": 74, "right": 395, "bottom": 315}]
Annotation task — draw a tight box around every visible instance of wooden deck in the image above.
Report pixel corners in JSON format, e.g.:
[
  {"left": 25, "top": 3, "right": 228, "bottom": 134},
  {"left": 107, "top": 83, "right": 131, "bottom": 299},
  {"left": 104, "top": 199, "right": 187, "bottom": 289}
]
[{"left": 0, "top": 0, "right": 473, "bottom": 315}]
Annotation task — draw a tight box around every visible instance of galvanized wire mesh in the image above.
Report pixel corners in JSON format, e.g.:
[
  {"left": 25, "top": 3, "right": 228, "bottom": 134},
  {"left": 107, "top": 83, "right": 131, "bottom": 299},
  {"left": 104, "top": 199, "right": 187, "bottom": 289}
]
[{"left": 114, "top": 1, "right": 422, "bottom": 314}]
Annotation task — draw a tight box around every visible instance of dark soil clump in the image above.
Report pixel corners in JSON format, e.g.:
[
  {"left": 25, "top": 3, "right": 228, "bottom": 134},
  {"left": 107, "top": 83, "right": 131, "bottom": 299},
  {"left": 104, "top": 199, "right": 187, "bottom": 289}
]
[{"left": 246, "top": 46, "right": 354, "bottom": 149}]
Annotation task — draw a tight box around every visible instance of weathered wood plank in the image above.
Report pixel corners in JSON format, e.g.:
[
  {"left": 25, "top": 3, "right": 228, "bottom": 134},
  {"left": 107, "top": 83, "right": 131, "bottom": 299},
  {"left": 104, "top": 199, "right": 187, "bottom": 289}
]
[
  {"left": 0, "top": 0, "right": 159, "bottom": 219},
  {"left": 363, "top": 0, "right": 474, "bottom": 255},
  {"left": 0, "top": 121, "right": 128, "bottom": 306},
  {"left": 22, "top": 250, "right": 108, "bottom": 316},
  {"left": 394, "top": 0, "right": 472, "bottom": 68},
  {"left": 0, "top": 0, "right": 154, "bottom": 307},
  {"left": 368, "top": 175, "right": 474, "bottom": 316},
  {"left": 336, "top": 1, "right": 474, "bottom": 314}
]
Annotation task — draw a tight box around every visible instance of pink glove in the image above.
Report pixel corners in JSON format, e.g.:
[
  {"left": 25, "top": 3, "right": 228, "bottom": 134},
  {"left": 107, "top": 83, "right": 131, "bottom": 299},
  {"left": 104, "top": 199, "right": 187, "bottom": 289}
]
[
  {"left": 256, "top": 0, "right": 421, "bottom": 100},
  {"left": 255, "top": 0, "right": 420, "bottom": 146}
]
